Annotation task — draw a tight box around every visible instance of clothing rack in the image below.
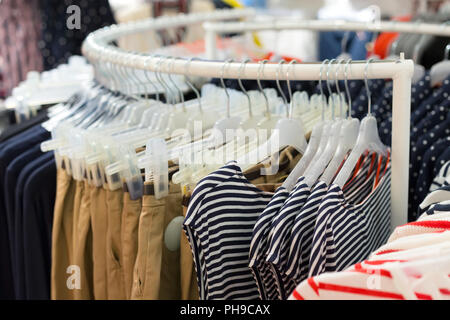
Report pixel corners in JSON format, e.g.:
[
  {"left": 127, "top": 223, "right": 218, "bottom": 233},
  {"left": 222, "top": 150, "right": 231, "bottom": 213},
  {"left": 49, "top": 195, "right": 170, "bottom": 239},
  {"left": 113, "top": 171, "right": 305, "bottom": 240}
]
[{"left": 81, "top": 9, "right": 420, "bottom": 230}]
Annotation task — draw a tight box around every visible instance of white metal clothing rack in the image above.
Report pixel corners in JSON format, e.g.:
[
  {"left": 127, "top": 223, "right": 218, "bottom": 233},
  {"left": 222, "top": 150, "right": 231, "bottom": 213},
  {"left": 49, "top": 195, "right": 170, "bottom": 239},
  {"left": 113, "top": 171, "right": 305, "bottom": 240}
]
[
  {"left": 81, "top": 9, "right": 419, "bottom": 230},
  {"left": 203, "top": 19, "right": 450, "bottom": 60}
]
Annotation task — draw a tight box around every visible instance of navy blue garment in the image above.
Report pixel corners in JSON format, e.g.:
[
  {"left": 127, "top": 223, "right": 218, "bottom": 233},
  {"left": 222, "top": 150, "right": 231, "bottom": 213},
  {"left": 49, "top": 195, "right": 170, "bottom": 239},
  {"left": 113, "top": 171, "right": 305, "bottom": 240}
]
[
  {"left": 13, "top": 152, "right": 54, "bottom": 300},
  {"left": 351, "top": 79, "right": 386, "bottom": 120},
  {"left": 372, "top": 81, "right": 393, "bottom": 123},
  {"left": 0, "top": 125, "right": 50, "bottom": 299},
  {"left": 410, "top": 73, "right": 433, "bottom": 110},
  {"left": 38, "top": 0, "right": 115, "bottom": 69},
  {"left": 411, "top": 76, "right": 450, "bottom": 126},
  {"left": 22, "top": 157, "right": 56, "bottom": 299},
  {"left": 4, "top": 144, "right": 46, "bottom": 299},
  {"left": 409, "top": 111, "right": 450, "bottom": 220},
  {"left": 411, "top": 101, "right": 450, "bottom": 144},
  {"left": 0, "top": 125, "right": 50, "bottom": 249},
  {"left": 0, "top": 110, "right": 48, "bottom": 143},
  {"left": 318, "top": 31, "right": 372, "bottom": 61},
  {"left": 378, "top": 74, "right": 434, "bottom": 146},
  {"left": 4, "top": 144, "right": 45, "bottom": 260},
  {"left": 434, "top": 145, "right": 450, "bottom": 177},
  {"left": 414, "top": 138, "right": 450, "bottom": 211}
]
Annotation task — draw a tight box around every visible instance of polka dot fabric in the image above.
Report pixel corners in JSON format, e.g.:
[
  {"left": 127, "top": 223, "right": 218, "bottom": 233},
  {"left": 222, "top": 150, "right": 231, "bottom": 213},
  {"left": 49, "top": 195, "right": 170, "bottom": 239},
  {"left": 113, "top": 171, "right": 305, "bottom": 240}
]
[
  {"left": 414, "top": 138, "right": 450, "bottom": 217},
  {"left": 409, "top": 112, "right": 450, "bottom": 220},
  {"left": 378, "top": 72, "right": 433, "bottom": 146},
  {"left": 38, "top": 0, "right": 116, "bottom": 70},
  {"left": 351, "top": 79, "right": 386, "bottom": 120}
]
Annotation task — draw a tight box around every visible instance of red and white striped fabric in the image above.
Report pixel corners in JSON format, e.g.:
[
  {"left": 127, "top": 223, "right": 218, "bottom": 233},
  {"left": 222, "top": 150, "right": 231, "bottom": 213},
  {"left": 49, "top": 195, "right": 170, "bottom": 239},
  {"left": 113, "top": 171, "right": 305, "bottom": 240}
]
[
  {"left": 371, "top": 231, "right": 450, "bottom": 258},
  {"left": 289, "top": 258, "right": 450, "bottom": 300},
  {"left": 387, "top": 218, "right": 450, "bottom": 242},
  {"left": 289, "top": 219, "right": 450, "bottom": 300}
]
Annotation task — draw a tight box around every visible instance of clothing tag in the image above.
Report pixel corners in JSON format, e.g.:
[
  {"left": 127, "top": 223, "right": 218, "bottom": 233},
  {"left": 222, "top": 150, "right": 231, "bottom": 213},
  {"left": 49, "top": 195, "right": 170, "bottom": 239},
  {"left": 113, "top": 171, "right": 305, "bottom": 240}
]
[
  {"left": 164, "top": 216, "right": 184, "bottom": 251},
  {"left": 148, "top": 138, "right": 169, "bottom": 199}
]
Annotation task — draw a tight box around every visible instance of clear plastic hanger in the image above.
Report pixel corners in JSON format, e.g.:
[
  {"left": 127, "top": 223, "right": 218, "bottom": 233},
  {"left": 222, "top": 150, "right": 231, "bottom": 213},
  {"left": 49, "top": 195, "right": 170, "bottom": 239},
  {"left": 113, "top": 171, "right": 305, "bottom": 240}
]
[
  {"left": 171, "top": 59, "right": 243, "bottom": 185},
  {"left": 333, "top": 58, "right": 388, "bottom": 188},
  {"left": 303, "top": 59, "right": 344, "bottom": 187},
  {"left": 320, "top": 59, "right": 360, "bottom": 185}
]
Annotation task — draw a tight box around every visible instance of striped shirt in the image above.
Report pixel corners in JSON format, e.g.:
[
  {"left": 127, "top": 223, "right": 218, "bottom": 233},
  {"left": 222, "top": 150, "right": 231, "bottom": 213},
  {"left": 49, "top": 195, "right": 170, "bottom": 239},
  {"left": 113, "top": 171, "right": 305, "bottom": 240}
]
[
  {"left": 289, "top": 259, "right": 450, "bottom": 300},
  {"left": 388, "top": 219, "right": 450, "bottom": 243},
  {"left": 248, "top": 187, "right": 289, "bottom": 300},
  {"left": 308, "top": 161, "right": 392, "bottom": 277},
  {"left": 183, "top": 161, "right": 275, "bottom": 300},
  {"left": 285, "top": 153, "right": 381, "bottom": 285},
  {"left": 262, "top": 152, "right": 378, "bottom": 299},
  {"left": 265, "top": 176, "right": 311, "bottom": 299}
]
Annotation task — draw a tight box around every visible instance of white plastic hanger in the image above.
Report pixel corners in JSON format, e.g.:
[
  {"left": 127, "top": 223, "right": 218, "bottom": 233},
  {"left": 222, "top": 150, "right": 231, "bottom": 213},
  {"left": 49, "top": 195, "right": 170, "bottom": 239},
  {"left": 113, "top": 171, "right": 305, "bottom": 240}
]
[
  {"left": 320, "top": 59, "right": 360, "bottom": 185},
  {"left": 333, "top": 58, "right": 388, "bottom": 188},
  {"left": 303, "top": 59, "right": 344, "bottom": 187},
  {"left": 430, "top": 43, "right": 450, "bottom": 87},
  {"left": 236, "top": 59, "right": 307, "bottom": 173},
  {"left": 282, "top": 60, "right": 333, "bottom": 191}
]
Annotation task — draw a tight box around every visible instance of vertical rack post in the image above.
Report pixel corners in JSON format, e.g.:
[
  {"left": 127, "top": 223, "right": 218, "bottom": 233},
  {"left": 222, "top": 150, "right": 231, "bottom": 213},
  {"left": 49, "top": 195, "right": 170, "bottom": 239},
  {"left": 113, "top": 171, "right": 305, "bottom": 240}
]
[
  {"left": 204, "top": 22, "right": 217, "bottom": 60},
  {"left": 390, "top": 54, "right": 413, "bottom": 229}
]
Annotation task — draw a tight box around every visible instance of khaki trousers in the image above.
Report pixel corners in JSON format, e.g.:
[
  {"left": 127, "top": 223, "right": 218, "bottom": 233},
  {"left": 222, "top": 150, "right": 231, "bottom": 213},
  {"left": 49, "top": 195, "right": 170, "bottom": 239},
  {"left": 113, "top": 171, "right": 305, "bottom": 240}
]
[
  {"left": 105, "top": 188, "right": 125, "bottom": 299},
  {"left": 51, "top": 169, "right": 76, "bottom": 299},
  {"left": 121, "top": 191, "right": 142, "bottom": 299},
  {"left": 131, "top": 182, "right": 182, "bottom": 300},
  {"left": 73, "top": 181, "right": 94, "bottom": 299},
  {"left": 180, "top": 192, "right": 199, "bottom": 300},
  {"left": 89, "top": 185, "right": 109, "bottom": 300}
]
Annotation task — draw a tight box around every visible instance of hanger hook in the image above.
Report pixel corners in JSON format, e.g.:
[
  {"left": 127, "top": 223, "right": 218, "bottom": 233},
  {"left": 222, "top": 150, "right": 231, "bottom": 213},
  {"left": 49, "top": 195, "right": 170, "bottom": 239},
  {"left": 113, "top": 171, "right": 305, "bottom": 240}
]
[
  {"left": 364, "top": 58, "right": 374, "bottom": 115},
  {"left": 335, "top": 59, "right": 344, "bottom": 118},
  {"left": 286, "top": 59, "right": 297, "bottom": 119},
  {"left": 327, "top": 59, "right": 336, "bottom": 120},
  {"left": 160, "top": 55, "right": 177, "bottom": 105},
  {"left": 276, "top": 59, "right": 288, "bottom": 110},
  {"left": 344, "top": 58, "right": 353, "bottom": 118},
  {"left": 238, "top": 58, "right": 252, "bottom": 117},
  {"left": 319, "top": 59, "right": 329, "bottom": 121},
  {"left": 168, "top": 57, "right": 186, "bottom": 111},
  {"left": 184, "top": 57, "right": 202, "bottom": 112},
  {"left": 445, "top": 44, "right": 450, "bottom": 60},
  {"left": 220, "top": 59, "right": 233, "bottom": 118},
  {"left": 257, "top": 60, "right": 270, "bottom": 117},
  {"left": 143, "top": 55, "right": 160, "bottom": 103},
  {"left": 155, "top": 55, "right": 172, "bottom": 104},
  {"left": 130, "top": 53, "right": 145, "bottom": 101}
]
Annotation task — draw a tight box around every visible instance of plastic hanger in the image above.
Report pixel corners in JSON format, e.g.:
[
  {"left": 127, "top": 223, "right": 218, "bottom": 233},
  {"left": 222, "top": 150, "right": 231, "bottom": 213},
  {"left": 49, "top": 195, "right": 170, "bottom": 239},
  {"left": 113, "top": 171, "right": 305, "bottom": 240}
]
[
  {"left": 239, "top": 59, "right": 265, "bottom": 129},
  {"left": 282, "top": 60, "right": 332, "bottom": 191},
  {"left": 171, "top": 59, "right": 243, "bottom": 185},
  {"left": 430, "top": 43, "right": 450, "bottom": 87},
  {"left": 320, "top": 59, "right": 360, "bottom": 185},
  {"left": 236, "top": 59, "right": 307, "bottom": 173},
  {"left": 411, "top": 33, "right": 426, "bottom": 84},
  {"left": 303, "top": 59, "right": 344, "bottom": 187},
  {"left": 333, "top": 58, "right": 388, "bottom": 188}
]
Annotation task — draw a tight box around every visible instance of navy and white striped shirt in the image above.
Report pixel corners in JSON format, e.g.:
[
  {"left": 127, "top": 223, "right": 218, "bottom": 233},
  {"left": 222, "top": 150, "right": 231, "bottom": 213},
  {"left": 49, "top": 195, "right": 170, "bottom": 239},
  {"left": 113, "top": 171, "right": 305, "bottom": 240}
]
[
  {"left": 183, "top": 161, "right": 275, "bottom": 300},
  {"left": 260, "top": 152, "right": 378, "bottom": 299},
  {"left": 265, "top": 176, "right": 311, "bottom": 299},
  {"left": 248, "top": 187, "right": 289, "bottom": 300},
  {"left": 285, "top": 153, "right": 382, "bottom": 284},
  {"left": 308, "top": 163, "right": 392, "bottom": 277}
]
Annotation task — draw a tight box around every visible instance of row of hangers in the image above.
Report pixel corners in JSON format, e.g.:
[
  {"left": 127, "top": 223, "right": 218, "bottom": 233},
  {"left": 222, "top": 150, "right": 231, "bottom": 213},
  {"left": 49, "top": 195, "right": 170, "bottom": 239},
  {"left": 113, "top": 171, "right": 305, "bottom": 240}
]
[{"left": 40, "top": 55, "right": 388, "bottom": 201}]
